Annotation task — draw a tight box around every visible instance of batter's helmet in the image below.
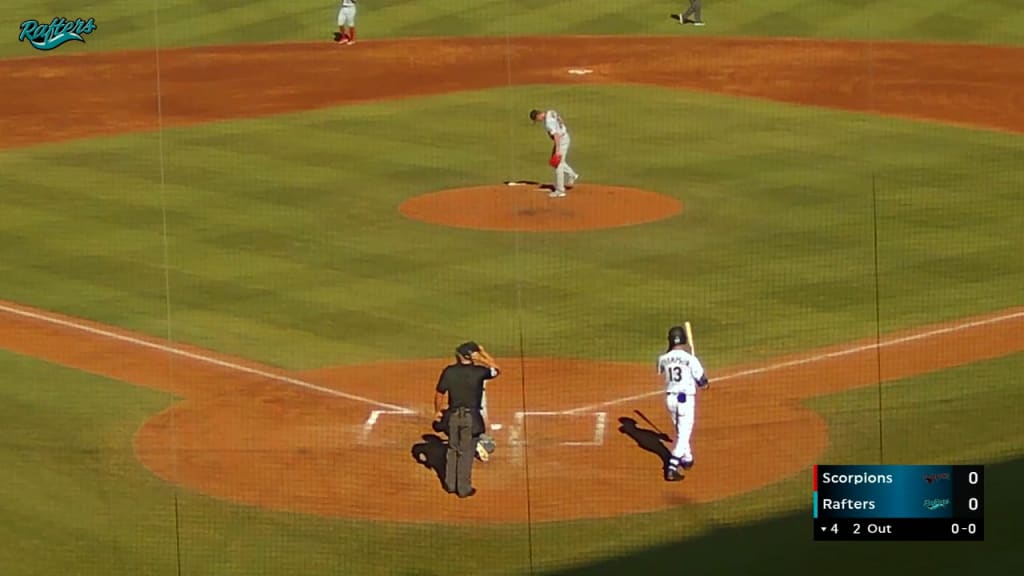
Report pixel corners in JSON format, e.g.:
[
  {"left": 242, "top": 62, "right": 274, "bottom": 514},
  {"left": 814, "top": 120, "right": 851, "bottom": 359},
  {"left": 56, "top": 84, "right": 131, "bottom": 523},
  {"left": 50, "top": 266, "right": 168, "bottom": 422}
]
[{"left": 667, "top": 326, "right": 687, "bottom": 347}]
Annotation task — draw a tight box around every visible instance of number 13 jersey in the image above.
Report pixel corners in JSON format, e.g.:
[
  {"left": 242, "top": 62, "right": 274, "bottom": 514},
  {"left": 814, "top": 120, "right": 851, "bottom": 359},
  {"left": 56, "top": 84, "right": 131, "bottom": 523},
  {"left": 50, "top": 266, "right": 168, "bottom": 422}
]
[{"left": 657, "top": 349, "right": 706, "bottom": 396}]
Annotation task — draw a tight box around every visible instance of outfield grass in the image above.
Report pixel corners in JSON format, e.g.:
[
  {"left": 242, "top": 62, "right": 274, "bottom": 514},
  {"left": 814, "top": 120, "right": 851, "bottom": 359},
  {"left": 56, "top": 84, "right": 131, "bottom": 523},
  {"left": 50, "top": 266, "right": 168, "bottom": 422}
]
[
  {"left": 3, "top": 345, "right": 1020, "bottom": 575},
  {"left": 3, "top": 0, "right": 1024, "bottom": 58},
  {"left": 1, "top": 85, "right": 1021, "bottom": 370}
]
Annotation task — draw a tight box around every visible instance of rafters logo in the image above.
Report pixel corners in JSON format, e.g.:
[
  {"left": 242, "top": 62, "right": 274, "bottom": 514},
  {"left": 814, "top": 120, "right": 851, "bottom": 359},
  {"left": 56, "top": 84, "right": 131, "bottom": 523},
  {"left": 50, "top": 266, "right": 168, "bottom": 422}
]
[{"left": 19, "top": 17, "right": 97, "bottom": 51}]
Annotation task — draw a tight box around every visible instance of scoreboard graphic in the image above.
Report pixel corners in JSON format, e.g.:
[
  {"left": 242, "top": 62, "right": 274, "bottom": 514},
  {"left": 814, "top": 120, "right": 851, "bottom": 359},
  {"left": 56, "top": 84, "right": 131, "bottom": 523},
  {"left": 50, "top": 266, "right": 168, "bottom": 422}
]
[{"left": 813, "top": 465, "right": 984, "bottom": 541}]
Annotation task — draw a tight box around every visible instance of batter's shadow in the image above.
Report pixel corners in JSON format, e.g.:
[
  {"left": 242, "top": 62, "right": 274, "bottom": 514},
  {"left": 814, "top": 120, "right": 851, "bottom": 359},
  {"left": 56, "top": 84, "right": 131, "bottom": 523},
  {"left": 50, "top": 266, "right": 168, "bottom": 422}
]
[
  {"left": 618, "top": 416, "right": 673, "bottom": 471},
  {"left": 411, "top": 431, "right": 448, "bottom": 491}
]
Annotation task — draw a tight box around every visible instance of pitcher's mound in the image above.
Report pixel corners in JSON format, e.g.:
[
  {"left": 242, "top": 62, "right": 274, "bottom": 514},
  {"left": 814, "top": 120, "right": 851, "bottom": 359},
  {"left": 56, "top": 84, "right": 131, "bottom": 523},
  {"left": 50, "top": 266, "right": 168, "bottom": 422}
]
[{"left": 399, "top": 184, "right": 683, "bottom": 232}]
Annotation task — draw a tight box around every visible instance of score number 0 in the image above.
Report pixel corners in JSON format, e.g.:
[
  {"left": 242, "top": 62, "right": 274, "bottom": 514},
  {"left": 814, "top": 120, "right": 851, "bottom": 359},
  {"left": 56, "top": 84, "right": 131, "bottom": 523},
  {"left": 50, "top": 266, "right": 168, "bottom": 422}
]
[
  {"left": 953, "top": 470, "right": 982, "bottom": 535},
  {"left": 967, "top": 470, "right": 980, "bottom": 512}
]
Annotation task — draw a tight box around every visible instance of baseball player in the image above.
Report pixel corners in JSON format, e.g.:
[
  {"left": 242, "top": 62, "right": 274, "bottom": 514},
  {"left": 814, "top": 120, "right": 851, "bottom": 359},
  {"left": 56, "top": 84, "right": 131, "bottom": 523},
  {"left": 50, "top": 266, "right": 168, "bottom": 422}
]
[
  {"left": 463, "top": 342, "right": 501, "bottom": 462},
  {"left": 672, "top": 1, "right": 706, "bottom": 26},
  {"left": 657, "top": 326, "right": 710, "bottom": 482},
  {"left": 529, "top": 109, "right": 580, "bottom": 198},
  {"left": 334, "top": 0, "right": 358, "bottom": 45}
]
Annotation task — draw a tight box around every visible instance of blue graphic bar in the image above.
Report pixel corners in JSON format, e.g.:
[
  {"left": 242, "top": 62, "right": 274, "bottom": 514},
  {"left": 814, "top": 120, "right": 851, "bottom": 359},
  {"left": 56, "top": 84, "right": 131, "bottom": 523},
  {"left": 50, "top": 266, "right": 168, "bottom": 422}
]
[{"left": 816, "top": 465, "right": 955, "bottom": 519}]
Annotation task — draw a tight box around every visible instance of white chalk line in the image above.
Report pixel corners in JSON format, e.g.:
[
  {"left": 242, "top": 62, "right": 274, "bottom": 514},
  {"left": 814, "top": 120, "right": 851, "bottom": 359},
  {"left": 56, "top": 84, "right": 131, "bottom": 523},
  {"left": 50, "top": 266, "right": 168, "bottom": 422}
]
[
  {"left": 0, "top": 302, "right": 415, "bottom": 414},
  {"left": 511, "top": 410, "right": 608, "bottom": 447},
  {"left": 360, "top": 409, "right": 416, "bottom": 443},
  {"left": 563, "top": 309, "right": 1024, "bottom": 415}
]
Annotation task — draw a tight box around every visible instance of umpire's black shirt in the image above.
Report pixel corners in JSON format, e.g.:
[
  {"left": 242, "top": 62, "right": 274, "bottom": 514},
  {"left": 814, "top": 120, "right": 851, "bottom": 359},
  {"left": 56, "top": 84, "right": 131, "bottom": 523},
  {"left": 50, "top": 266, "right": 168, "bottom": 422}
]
[{"left": 436, "top": 363, "right": 495, "bottom": 410}]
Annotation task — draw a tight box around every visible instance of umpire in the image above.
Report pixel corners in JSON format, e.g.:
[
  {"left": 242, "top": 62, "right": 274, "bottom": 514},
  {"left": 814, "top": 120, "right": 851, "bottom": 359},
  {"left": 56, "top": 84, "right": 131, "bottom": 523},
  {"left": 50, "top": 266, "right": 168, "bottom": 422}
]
[{"left": 433, "top": 341, "right": 500, "bottom": 498}]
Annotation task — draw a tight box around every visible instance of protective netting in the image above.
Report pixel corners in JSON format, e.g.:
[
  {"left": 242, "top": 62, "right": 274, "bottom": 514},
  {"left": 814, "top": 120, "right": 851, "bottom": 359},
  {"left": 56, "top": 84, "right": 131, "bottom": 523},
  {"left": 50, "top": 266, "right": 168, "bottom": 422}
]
[{"left": 1, "top": 1, "right": 1022, "bottom": 575}]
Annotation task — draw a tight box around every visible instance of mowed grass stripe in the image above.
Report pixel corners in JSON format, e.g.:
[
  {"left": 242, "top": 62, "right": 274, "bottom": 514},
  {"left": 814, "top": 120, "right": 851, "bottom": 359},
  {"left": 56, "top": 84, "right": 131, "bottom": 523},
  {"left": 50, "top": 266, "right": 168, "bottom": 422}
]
[
  {"left": 3, "top": 0, "right": 1024, "bottom": 58},
  {"left": 1, "top": 84, "right": 1021, "bottom": 367}
]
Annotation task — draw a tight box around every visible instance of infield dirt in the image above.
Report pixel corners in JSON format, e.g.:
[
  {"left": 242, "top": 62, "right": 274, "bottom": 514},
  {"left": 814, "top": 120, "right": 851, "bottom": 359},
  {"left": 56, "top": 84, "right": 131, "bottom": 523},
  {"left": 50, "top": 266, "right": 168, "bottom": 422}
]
[{"left": 1, "top": 301, "right": 1021, "bottom": 523}]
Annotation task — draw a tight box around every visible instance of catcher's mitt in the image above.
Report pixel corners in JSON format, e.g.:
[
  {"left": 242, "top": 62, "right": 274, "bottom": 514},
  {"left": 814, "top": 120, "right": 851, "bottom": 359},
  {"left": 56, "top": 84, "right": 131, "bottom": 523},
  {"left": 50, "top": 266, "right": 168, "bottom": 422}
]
[{"left": 478, "top": 433, "right": 496, "bottom": 454}]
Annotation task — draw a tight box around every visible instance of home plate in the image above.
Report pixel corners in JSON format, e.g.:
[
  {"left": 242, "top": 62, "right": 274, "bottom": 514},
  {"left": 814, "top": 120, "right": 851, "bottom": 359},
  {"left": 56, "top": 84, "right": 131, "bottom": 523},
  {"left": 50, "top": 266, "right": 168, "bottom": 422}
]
[
  {"left": 568, "top": 68, "right": 593, "bottom": 75},
  {"left": 491, "top": 424, "right": 503, "bottom": 431}
]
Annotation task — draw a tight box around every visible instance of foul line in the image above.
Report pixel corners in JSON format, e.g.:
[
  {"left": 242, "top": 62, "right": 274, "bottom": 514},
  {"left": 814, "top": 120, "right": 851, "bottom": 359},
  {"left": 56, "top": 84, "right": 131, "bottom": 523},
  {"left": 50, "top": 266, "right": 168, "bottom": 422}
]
[
  {"left": 564, "top": 309, "right": 1024, "bottom": 415},
  {"left": 0, "top": 302, "right": 415, "bottom": 414}
]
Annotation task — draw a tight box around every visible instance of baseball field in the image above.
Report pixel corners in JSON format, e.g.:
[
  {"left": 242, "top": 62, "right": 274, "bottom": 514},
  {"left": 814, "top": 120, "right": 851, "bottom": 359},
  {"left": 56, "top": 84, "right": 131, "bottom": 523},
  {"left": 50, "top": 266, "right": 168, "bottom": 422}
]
[{"left": 1, "top": 1, "right": 1022, "bottom": 574}]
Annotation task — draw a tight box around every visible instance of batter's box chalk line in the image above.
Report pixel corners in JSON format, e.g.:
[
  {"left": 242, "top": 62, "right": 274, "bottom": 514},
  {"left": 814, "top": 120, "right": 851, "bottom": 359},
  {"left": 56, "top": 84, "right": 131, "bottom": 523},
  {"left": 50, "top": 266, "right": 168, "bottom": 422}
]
[
  {"left": 357, "top": 409, "right": 608, "bottom": 448},
  {"left": 359, "top": 408, "right": 418, "bottom": 444},
  {"left": 510, "top": 411, "right": 607, "bottom": 447}
]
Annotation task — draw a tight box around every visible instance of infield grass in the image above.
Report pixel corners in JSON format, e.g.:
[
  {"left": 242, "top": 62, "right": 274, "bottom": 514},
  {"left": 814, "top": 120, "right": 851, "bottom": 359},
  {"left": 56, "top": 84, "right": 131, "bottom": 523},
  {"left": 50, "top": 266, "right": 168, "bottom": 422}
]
[
  {"left": 2, "top": 0, "right": 1024, "bottom": 58},
  {"left": 1, "top": 85, "right": 1021, "bottom": 371}
]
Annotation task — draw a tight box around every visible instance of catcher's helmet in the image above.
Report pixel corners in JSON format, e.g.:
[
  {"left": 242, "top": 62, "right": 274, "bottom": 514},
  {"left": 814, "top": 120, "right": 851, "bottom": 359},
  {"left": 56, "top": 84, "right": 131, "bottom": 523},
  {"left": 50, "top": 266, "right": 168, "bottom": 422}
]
[{"left": 667, "top": 326, "right": 687, "bottom": 347}]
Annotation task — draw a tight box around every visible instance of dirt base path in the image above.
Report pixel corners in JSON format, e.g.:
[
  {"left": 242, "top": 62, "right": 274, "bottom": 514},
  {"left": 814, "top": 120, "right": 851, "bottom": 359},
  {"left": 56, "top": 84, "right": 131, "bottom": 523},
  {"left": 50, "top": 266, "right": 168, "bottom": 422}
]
[
  {"left": 3, "top": 36, "right": 1024, "bottom": 151},
  {"left": 1, "top": 301, "right": 1021, "bottom": 523}
]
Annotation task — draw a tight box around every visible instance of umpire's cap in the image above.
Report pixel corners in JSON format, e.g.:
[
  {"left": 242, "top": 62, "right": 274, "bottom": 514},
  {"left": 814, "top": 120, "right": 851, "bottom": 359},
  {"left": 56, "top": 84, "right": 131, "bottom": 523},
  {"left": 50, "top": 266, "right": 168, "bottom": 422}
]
[
  {"left": 667, "top": 326, "right": 687, "bottom": 347},
  {"left": 456, "top": 341, "right": 481, "bottom": 359}
]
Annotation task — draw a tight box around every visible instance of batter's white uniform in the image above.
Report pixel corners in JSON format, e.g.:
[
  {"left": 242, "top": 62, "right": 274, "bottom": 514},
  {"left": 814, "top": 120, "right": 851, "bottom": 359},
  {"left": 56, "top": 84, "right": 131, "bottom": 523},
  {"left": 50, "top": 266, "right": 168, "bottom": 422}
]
[
  {"left": 540, "top": 110, "right": 580, "bottom": 196},
  {"left": 338, "top": 0, "right": 357, "bottom": 26},
  {"left": 658, "top": 347, "right": 706, "bottom": 469}
]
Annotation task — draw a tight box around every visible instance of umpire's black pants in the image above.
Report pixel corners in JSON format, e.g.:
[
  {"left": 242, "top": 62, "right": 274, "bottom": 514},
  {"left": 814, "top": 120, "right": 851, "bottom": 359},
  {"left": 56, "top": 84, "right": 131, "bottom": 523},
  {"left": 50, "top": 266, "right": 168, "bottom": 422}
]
[{"left": 445, "top": 407, "right": 477, "bottom": 496}]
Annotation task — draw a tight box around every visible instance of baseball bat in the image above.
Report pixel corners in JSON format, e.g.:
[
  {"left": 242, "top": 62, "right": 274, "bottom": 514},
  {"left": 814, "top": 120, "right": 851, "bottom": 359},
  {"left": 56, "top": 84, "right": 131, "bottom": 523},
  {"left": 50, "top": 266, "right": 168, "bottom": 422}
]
[
  {"left": 684, "top": 321, "right": 695, "bottom": 355},
  {"left": 634, "top": 409, "right": 670, "bottom": 440}
]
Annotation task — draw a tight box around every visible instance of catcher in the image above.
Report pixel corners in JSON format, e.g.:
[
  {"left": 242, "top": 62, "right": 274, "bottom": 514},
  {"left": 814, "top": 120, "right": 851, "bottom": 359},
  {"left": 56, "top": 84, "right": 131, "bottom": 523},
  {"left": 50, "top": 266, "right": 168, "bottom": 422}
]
[{"left": 433, "top": 342, "right": 500, "bottom": 498}]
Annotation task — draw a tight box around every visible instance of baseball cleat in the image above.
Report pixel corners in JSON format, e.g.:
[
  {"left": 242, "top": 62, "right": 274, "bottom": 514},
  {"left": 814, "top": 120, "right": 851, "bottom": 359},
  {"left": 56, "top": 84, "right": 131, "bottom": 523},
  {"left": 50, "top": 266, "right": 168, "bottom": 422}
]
[
  {"left": 665, "top": 468, "right": 684, "bottom": 482},
  {"left": 681, "top": 459, "right": 694, "bottom": 470},
  {"left": 693, "top": 22, "right": 705, "bottom": 27},
  {"left": 548, "top": 190, "right": 567, "bottom": 198}
]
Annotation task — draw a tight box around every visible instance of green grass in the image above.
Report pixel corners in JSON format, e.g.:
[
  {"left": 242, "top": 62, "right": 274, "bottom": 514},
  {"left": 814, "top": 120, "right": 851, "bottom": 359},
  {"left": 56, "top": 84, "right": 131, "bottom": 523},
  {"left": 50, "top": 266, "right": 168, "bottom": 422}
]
[
  {"left": 3, "top": 0, "right": 1024, "bottom": 58},
  {"left": 1, "top": 85, "right": 1021, "bottom": 370},
  {"left": 2, "top": 346, "right": 1020, "bottom": 575}
]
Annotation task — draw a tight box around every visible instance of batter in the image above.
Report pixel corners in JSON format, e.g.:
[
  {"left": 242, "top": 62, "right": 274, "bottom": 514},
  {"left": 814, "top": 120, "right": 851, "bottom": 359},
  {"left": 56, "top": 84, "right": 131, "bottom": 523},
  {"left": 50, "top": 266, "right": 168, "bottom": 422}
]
[{"left": 657, "top": 325, "right": 710, "bottom": 481}]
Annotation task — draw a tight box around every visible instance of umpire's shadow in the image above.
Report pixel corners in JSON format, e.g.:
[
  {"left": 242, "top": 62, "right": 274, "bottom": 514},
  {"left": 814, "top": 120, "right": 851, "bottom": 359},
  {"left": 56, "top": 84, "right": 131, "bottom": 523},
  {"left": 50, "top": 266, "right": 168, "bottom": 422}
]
[
  {"left": 618, "top": 416, "right": 672, "bottom": 470},
  {"left": 411, "top": 430, "right": 448, "bottom": 491}
]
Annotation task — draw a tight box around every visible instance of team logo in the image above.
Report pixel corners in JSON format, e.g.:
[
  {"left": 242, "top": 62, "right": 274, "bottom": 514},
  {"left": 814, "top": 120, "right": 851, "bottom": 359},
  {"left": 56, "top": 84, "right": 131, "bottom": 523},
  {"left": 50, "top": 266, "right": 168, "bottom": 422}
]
[
  {"left": 19, "top": 17, "right": 97, "bottom": 51},
  {"left": 923, "top": 498, "right": 950, "bottom": 511},
  {"left": 924, "top": 472, "right": 951, "bottom": 484}
]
